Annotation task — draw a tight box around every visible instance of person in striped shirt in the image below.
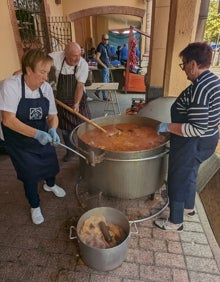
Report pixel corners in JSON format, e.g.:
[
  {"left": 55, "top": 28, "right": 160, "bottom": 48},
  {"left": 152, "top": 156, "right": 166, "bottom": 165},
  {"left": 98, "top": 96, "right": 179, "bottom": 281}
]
[{"left": 154, "top": 42, "right": 220, "bottom": 232}]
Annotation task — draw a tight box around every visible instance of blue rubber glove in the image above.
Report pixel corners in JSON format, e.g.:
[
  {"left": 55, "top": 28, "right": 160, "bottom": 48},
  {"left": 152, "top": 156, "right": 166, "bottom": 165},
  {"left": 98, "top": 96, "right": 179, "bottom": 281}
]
[
  {"left": 48, "top": 128, "right": 60, "bottom": 144},
  {"left": 34, "top": 130, "right": 52, "bottom": 145},
  {"left": 157, "top": 123, "right": 169, "bottom": 135}
]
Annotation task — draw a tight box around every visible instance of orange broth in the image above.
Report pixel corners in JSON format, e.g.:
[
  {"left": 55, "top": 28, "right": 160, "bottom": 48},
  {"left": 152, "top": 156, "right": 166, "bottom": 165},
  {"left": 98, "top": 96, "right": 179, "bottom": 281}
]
[{"left": 79, "top": 123, "right": 169, "bottom": 151}]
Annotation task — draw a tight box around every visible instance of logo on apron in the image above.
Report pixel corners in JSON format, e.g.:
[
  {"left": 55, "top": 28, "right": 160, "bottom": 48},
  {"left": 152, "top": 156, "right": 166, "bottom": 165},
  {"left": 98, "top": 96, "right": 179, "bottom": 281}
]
[{"left": 29, "top": 107, "right": 43, "bottom": 120}]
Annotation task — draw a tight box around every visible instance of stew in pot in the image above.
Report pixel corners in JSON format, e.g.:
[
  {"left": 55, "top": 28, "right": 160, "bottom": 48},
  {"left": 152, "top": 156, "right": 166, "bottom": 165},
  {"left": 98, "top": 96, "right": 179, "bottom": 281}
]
[{"left": 80, "top": 123, "right": 169, "bottom": 151}]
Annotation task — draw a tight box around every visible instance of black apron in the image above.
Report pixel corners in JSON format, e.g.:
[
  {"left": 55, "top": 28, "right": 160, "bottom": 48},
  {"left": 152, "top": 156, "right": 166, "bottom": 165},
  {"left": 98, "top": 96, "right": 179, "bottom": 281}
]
[
  {"left": 56, "top": 60, "right": 91, "bottom": 131},
  {"left": 2, "top": 75, "right": 59, "bottom": 182},
  {"left": 167, "top": 97, "right": 218, "bottom": 222}
]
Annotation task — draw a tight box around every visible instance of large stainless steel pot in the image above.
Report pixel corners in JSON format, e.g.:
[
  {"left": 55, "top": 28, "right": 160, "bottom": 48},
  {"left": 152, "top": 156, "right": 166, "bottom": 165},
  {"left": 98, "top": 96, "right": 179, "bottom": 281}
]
[
  {"left": 70, "top": 207, "right": 130, "bottom": 271},
  {"left": 74, "top": 115, "right": 169, "bottom": 199}
]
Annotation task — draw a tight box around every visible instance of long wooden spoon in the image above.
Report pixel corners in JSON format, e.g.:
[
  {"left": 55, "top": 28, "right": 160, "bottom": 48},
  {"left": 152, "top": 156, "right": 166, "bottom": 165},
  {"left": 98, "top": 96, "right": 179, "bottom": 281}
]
[{"left": 55, "top": 98, "right": 107, "bottom": 134}]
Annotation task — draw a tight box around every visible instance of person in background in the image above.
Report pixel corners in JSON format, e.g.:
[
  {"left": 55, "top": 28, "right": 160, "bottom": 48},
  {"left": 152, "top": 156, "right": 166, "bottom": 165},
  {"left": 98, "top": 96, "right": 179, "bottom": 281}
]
[
  {"left": 155, "top": 42, "right": 220, "bottom": 232},
  {"left": 81, "top": 46, "right": 86, "bottom": 59},
  {"left": 116, "top": 45, "right": 122, "bottom": 61},
  {"left": 49, "top": 42, "right": 91, "bottom": 162},
  {"left": 135, "top": 47, "right": 141, "bottom": 65},
  {"left": 0, "top": 49, "right": 66, "bottom": 225},
  {"left": 95, "top": 34, "right": 112, "bottom": 101},
  {"left": 87, "top": 47, "right": 97, "bottom": 64},
  {"left": 120, "top": 43, "right": 128, "bottom": 65}
]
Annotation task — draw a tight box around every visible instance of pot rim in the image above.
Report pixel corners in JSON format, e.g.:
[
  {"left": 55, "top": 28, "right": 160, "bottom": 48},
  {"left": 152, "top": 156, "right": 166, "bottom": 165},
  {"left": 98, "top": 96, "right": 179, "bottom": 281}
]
[{"left": 76, "top": 207, "right": 130, "bottom": 250}]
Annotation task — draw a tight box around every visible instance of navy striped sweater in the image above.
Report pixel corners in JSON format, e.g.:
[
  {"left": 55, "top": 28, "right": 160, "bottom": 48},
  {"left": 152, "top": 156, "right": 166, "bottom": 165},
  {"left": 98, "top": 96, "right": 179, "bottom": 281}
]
[{"left": 175, "top": 70, "right": 220, "bottom": 137}]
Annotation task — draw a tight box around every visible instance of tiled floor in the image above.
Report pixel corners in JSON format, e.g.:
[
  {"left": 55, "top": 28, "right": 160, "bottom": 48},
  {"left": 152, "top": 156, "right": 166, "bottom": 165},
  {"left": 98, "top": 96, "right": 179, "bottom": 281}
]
[{"left": 0, "top": 146, "right": 220, "bottom": 281}]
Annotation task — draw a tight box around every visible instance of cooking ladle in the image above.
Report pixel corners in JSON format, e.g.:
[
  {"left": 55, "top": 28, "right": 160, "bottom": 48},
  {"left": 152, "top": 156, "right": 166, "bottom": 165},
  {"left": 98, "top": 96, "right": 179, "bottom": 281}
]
[{"left": 55, "top": 98, "right": 107, "bottom": 134}]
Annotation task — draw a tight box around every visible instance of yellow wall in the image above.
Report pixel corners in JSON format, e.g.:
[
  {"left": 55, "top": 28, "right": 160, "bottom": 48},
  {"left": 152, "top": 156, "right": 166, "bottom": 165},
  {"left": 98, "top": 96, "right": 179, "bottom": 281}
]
[
  {"left": 62, "top": 0, "right": 146, "bottom": 14},
  {"left": 0, "top": 1, "right": 20, "bottom": 80},
  {"left": 45, "top": 0, "right": 64, "bottom": 17},
  {"left": 61, "top": 0, "right": 147, "bottom": 42}
]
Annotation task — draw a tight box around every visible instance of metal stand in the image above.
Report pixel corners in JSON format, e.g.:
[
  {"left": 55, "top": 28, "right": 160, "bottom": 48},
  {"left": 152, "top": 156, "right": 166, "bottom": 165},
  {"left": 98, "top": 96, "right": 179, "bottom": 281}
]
[
  {"left": 104, "top": 90, "right": 121, "bottom": 116},
  {"left": 74, "top": 177, "right": 169, "bottom": 224}
]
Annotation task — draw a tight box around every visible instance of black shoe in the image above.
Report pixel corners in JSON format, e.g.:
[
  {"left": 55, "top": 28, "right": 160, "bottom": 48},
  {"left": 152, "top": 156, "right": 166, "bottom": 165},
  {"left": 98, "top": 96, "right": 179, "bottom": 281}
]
[{"left": 184, "top": 210, "right": 195, "bottom": 217}]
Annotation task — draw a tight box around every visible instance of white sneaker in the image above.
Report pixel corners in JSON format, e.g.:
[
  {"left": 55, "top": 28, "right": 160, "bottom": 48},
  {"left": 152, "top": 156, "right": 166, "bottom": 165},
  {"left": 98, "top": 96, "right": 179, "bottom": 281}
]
[
  {"left": 31, "top": 207, "right": 44, "bottom": 225},
  {"left": 43, "top": 183, "right": 66, "bottom": 197},
  {"left": 154, "top": 218, "right": 183, "bottom": 232}
]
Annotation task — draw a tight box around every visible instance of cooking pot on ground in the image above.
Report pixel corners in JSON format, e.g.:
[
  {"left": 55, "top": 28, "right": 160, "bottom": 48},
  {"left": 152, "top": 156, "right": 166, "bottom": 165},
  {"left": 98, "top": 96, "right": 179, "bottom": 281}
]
[
  {"left": 70, "top": 207, "right": 130, "bottom": 271},
  {"left": 72, "top": 115, "right": 169, "bottom": 199}
]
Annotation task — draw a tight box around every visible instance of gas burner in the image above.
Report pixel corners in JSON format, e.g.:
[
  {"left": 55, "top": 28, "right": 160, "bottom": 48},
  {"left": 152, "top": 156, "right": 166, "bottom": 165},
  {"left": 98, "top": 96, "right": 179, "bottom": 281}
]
[{"left": 74, "top": 178, "right": 168, "bottom": 223}]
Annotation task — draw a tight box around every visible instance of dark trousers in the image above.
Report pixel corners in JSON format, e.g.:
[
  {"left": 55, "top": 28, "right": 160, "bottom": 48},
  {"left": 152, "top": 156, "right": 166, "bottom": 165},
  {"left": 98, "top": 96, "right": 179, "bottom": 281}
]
[
  {"left": 168, "top": 133, "right": 218, "bottom": 224},
  {"left": 23, "top": 177, "right": 55, "bottom": 208}
]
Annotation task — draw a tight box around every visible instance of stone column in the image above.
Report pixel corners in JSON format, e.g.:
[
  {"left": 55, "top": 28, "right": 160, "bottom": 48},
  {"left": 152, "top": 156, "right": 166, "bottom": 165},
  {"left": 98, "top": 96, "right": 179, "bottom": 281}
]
[{"left": 146, "top": 0, "right": 201, "bottom": 100}]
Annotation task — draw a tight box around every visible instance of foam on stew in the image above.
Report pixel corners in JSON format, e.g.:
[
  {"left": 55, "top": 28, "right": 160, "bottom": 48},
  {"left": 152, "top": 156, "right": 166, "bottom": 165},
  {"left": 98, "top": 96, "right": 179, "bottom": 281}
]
[{"left": 80, "top": 123, "right": 169, "bottom": 151}]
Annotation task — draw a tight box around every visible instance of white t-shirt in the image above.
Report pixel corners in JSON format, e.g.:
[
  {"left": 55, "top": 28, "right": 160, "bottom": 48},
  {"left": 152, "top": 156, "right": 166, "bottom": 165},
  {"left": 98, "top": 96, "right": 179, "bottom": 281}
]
[
  {"left": 49, "top": 51, "right": 88, "bottom": 84},
  {"left": 0, "top": 75, "right": 57, "bottom": 115}
]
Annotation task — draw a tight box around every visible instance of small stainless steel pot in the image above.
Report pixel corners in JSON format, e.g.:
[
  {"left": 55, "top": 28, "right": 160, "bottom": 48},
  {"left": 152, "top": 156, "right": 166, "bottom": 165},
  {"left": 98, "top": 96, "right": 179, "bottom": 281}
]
[{"left": 70, "top": 207, "right": 130, "bottom": 271}]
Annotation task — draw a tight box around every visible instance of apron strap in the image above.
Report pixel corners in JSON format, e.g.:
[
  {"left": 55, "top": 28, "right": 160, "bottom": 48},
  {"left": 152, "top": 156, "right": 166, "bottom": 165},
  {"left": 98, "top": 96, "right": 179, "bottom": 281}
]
[{"left": 21, "top": 75, "right": 43, "bottom": 98}]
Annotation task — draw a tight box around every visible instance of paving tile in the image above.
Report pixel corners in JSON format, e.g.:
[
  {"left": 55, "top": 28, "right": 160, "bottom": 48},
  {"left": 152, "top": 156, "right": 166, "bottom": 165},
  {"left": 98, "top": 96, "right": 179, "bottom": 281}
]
[
  {"left": 132, "top": 225, "right": 153, "bottom": 239},
  {"left": 10, "top": 234, "right": 40, "bottom": 249},
  {"left": 172, "top": 269, "right": 189, "bottom": 282},
  {"left": 123, "top": 279, "right": 145, "bottom": 282},
  {"left": 182, "top": 242, "right": 213, "bottom": 258},
  {"left": 184, "top": 213, "right": 200, "bottom": 223},
  {"left": 18, "top": 248, "right": 49, "bottom": 266},
  {"left": 180, "top": 230, "right": 208, "bottom": 244},
  {"left": 152, "top": 227, "right": 180, "bottom": 241},
  {"left": 140, "top": 265, "right": 172, "bottom": 281},
  {"left": 46, "top": 253, "right": 76, "bottom": 270},
  {"left": 31, "top": 266, "right": 77, "bottom": 282},
  {"left": 126, "top": 248, "right": 154, "bottom": 265},
  {"left": 185, "top": 256, "right": 220, "bottom": 274},
  {"left": 155, "top": 252, "right": 186, "bottom": 269},
  {"left": 189, "top": 270, "right": 220, "bottom": 282},
  {"left": 184, "top": 221, "right": 204, "bottom": 233},
  {"left": 90, "top": 274, "right": 122, "bottom": 282},
  {"left": 128, "top": 235, "right": 139, "bottom": 249},
  {"left": 139, "top": 237, "right": 167, "bottom": 252},
  {"left": 1, "top": 247, "right": 22, "bottom": 263},
  {"left": 2, "top": 261, "right": 32, "bottom": 281},
  {"left": 38, "top": 238, "right": 68, "bottom": 254},
  {"left": 109, "top": 262, "right": 139, "bottom": 279},
  {"left": 167, "top": 241, "right": 183, "bottom": 254}
]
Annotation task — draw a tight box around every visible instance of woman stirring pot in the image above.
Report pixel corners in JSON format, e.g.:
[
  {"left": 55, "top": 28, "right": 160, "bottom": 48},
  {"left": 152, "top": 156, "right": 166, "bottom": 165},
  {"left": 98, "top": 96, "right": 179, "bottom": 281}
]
[
  {"left": 155, "top": 42, "right": 220, "bottom": 231},
  {"left": 0, "top": 49, "right": 66, "bottom": 225}
]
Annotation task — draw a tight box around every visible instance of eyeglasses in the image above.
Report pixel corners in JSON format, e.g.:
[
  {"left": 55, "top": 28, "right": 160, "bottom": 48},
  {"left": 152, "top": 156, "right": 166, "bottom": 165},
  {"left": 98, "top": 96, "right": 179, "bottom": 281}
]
[{"left": 179, "top": 62, "right": 186, "bottom": 70}]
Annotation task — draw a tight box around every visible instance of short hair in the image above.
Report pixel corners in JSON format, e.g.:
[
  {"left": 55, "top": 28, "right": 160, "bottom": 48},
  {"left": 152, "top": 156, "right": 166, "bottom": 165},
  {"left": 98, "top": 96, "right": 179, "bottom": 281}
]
[
  {"left": 64, "top": 42, "right": 81, "bottom": 56},
  {"left": 21, "top": 49, "right": 53, "bottom": 74},
  {"left": 179, "top": 42, "right": 212, "bottom": 68}
]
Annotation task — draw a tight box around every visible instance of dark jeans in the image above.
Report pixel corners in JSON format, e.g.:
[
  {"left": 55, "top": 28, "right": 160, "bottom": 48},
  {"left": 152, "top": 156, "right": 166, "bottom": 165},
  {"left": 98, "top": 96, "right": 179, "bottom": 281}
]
[
  {"left": 23, "top": 177, "right": 55, "bottom": 208},
  {"left": 168, "top": 133, "right": 219, "bottom": 224}
]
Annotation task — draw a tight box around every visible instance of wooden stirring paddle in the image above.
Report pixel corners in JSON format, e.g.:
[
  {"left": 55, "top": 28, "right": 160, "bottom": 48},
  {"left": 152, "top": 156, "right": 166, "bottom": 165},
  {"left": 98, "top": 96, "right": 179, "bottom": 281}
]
[{"left": 55, "top": 98, "right": 107, "bottom": 134}]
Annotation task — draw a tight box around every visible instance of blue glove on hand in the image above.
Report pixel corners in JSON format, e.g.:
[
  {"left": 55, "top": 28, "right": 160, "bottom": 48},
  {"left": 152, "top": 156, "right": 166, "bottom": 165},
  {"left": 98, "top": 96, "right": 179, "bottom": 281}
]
[
  {"left": 48, "top": 128, "right": 60, "bottom": 144},
  {"left": 34, "top": 130, "right": 52, "bottom": 145},
  {"left": 157, "top": 123, "right": 169, "bottom": 135}
]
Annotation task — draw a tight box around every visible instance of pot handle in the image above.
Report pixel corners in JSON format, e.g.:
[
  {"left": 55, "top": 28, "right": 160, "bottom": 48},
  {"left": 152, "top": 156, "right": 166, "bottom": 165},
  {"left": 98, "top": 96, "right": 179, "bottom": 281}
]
[
  {"left": 129, "top": 221, "right": 139, "bottom": 236},
  {"left": 69, "top": 225, "right": 78, "bottom": 240}
]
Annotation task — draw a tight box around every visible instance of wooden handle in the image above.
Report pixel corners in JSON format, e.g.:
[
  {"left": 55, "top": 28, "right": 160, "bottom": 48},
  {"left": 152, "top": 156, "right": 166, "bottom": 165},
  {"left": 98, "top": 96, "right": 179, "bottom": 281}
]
[
  {"left": 99, "top": 221, "right": 112, "bottom": 243},
  {"left": 55, "top": 98, "right": 107, "bottom": 133}
]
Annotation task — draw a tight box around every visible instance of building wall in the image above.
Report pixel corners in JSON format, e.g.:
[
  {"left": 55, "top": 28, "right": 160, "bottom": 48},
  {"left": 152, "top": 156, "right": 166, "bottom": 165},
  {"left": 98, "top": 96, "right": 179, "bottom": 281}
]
[
  {"left": 0, "top": 1, "right": 20, "bottom": 80},
  {"left": 62, "top": 0, "right": 146, "bottom": 14}
]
